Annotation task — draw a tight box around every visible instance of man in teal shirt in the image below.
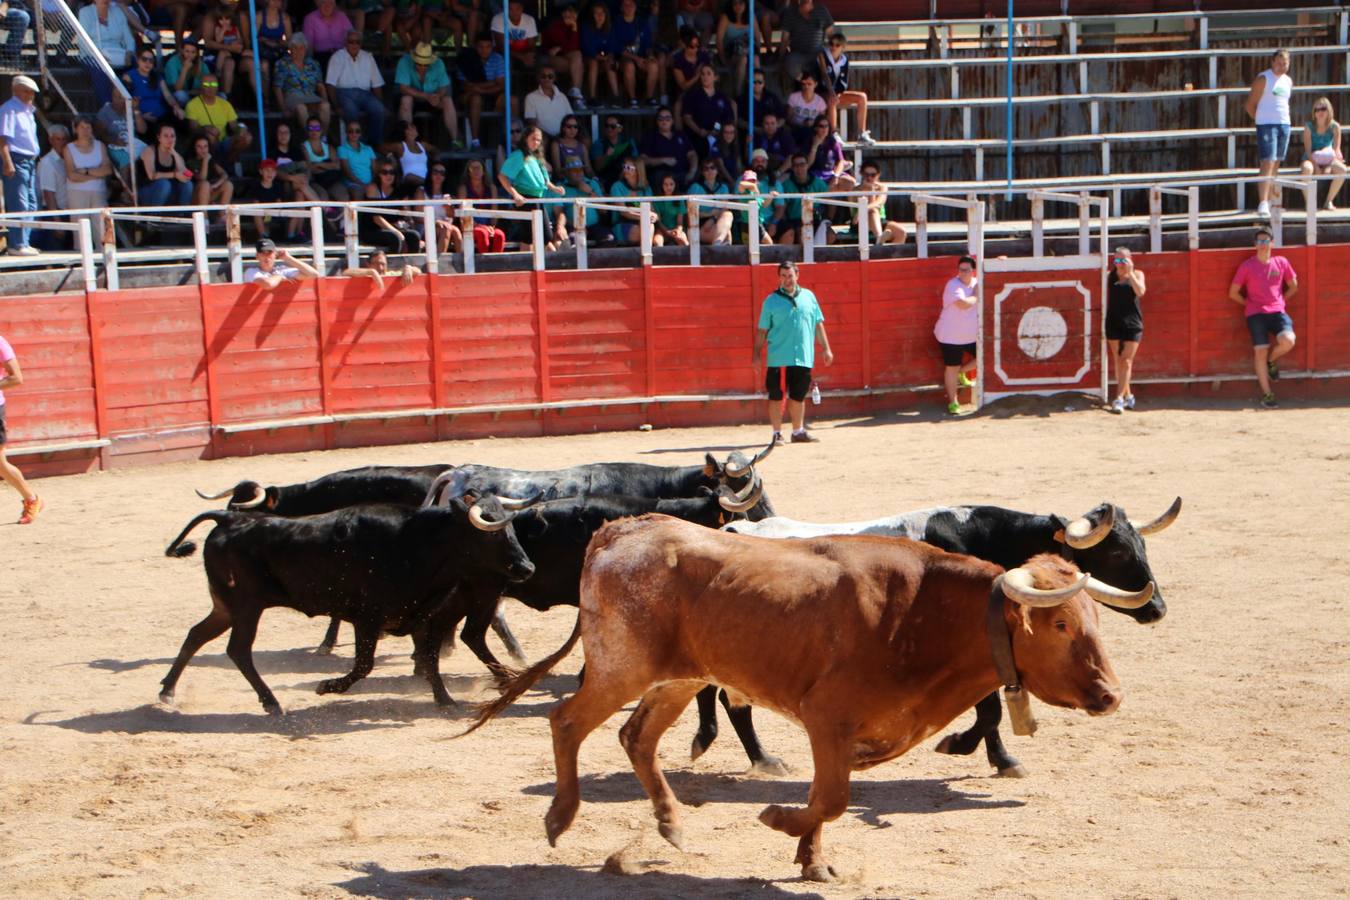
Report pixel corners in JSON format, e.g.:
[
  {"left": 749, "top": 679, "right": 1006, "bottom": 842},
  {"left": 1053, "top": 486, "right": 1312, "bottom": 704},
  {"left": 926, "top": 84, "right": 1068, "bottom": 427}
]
[{"left": 753, "top": 260, "right": 833, "bottom": 444}]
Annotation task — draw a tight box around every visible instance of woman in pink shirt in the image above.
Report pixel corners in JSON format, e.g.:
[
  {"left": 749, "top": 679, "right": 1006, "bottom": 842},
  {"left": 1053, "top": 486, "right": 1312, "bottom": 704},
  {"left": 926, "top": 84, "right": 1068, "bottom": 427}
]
[
  {"left": 0, "top": 334, "right": 42, "bottom": 523},
  {"left": 934, "top": 255, "right": 978, "bottom": 415},
  {"left": 1228, "top": 226, "right": 1297, "bottom": 408}
]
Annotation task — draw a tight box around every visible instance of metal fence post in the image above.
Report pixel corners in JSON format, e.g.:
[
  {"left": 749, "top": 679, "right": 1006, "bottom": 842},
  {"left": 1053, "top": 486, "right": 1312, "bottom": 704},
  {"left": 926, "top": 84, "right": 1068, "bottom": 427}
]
[
  {"left": 915, "top": 198, "right": 928, "bottom": 258},
  {"left": 1305, "top": 179, "right": 1317, "bottom": 247},
  {"left": 423, "top": 205, "right": 438, "bottom": 274},
  {"left": 687, "top": 199, "right": 700, "bottom": 268},
  {"left": 461, "top": 205, "right": 475, "bottom": 275},
  {"left": 748, "top": 197, "right": 760, "bottom": 266},
  {"left": 1078, "top": 191, "right": 1090, "bottom": 256},
  {"left": 857, "top": 194, "right": 869, "bottom": 260},
  {"left": 639, "top": 201, "right": 652, "bottom": 266},
  {"left": 1187, "top": 185, "right": 1199, "bottom": 250},
  {"left": 574, "top": 200, "right": 587, "bottom": 271},
  {"left": 532, "top": 208, "right": 545, "bottom": 271},
  {"left": 310, "top": 207, "right": 326, "bottom": 274},
  {"left": 802, "top": 198, "right": 814, "bottom": 264},
  {"left": 226, "top": 207, "right": 243, "bottom": 283},
  {"left": 192, "top": 211, "right": 211, "bottom": 285},
  {"left": 77, "top": 217, "right": 96, "bottom": 293},
  {"left": 344, "top": 203, "right": 359, "bottom": 270},
  {"left": 1031, "top": 193, "right": 1044, "bottom": 257},
  {"left": 100, "top": 209, "right": 118, "bottom": 291},
  {"left": 1148, "top": 186, "right": 1162, "bottom": 254}
]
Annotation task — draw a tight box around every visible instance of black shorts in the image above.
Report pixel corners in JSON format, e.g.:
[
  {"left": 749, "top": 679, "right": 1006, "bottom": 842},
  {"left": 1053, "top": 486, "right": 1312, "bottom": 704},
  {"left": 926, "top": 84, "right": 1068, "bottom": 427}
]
[
  {"left": 1105, "top": 321, "right": 1143, "bottom": 343},
  {"left": 939, "top": 342, "right": 977, "bottom": 367},
  {"left": 0, "top": 403, "right": 8, "bottom": 446},
  {"left": 765, "top": 365, "right": 812, "bottom": 401}
]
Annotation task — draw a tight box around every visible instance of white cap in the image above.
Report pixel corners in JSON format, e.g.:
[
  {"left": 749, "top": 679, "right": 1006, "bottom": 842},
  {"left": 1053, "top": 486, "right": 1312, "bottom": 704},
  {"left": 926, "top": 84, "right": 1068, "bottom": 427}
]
[{"left": 12, "top": 75, "right": 39, "bottom": 93}]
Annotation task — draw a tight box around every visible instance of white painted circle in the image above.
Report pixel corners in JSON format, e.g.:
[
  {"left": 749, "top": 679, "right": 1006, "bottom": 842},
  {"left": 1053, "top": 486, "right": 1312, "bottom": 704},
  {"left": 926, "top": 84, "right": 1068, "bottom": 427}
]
[{"left": 1017, "top": 306, "right": 1068, "bottom": 360}]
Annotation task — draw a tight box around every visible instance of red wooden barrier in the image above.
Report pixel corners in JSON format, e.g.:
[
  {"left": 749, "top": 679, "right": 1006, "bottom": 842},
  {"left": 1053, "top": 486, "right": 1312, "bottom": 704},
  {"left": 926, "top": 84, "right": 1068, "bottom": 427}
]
[{"left": 1, "top": 245, "right": 1346, "bottom": 475}]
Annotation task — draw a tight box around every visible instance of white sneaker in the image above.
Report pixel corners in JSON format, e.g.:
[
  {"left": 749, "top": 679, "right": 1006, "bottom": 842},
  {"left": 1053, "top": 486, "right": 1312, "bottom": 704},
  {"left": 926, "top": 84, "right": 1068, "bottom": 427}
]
[
  {"left": 1109, "top": 397, "right": 1126, "bottom": 414},
  {"left": 1124, "top": 394, "right": 1136, "bottom": 410},
  {"left": 7, "top": 245, "right": 39, "bottom": 256},
  {"left": 857, "top": 129, "right": 876, "bottom": 146},
  {"left": 1257, "top": 201, "right": 1270, "bottom": 217}
]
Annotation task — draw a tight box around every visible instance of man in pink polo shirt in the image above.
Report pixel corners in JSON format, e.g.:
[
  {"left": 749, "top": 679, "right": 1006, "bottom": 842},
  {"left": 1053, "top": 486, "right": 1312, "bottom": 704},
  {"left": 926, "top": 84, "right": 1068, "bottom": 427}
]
[
  {"left": 303, "top": 0, "right": 354, "bottom": 68},
  {"left": 1228, "top": 226, "right": 1297, "bottom": 408},
  {"left": 0, "top": 333, "right": 42, "bottom": 523}
]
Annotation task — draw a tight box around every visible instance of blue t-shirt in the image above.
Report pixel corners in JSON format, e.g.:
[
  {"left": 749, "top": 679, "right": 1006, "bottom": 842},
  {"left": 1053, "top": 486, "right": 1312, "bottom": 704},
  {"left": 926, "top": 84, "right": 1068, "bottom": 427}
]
[
  {"left": 338, "top": 141, "right": 376, "bottom": 185},
  {"left": 758, "top": 286, "right": 824, "bottom": 368}
]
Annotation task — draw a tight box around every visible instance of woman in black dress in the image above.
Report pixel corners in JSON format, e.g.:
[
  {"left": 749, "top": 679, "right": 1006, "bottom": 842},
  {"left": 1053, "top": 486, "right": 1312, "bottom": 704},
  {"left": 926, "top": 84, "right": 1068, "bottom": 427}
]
[{"left": 1105, "top": 247, "right": 1147, "bottom": 414}]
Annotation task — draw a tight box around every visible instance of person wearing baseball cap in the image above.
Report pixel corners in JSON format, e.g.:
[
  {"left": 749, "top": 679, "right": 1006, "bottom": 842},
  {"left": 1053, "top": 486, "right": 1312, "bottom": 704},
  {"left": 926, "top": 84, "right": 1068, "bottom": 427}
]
[
  {"left": 244, "top": 237, "right": 320, "bottom": 289},
  {"left": 0, "top": 75, "right": 42, "bottom": 256}
]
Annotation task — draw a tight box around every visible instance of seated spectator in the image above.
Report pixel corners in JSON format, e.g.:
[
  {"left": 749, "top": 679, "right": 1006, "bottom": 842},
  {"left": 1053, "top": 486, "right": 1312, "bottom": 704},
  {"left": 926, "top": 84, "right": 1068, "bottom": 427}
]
[
  {"left": 341, "top": 0, "right": 381, "bottom": 35},
  {"left": 581, "top": 2, "right": 619, "bottom": 103},
  {"left": 641, "top": 105, "right": 696, "bottom": 186},
  {"left": 184, "top": 74, "right": 253, "bottom": 172},
  {"left": 750, "top": 70, "right": 786, "bottom": 132},
  {"left": 250, "top": 158, "right": 287, "bottom": 239},
  {"left": 709, "top": 120, "right": 743, "bottom": 184},
  {"left": 34, "top": 124, "right": 69, "bottom": 251},
  {"left": 138, "top": 122, "right": 193, "bottom": 207},
  {"left": 1302, "top": 96, "right": 1346, "bottom": 211},
  {"left": 670, "top": 26, "right": 709, "bottom": 96},
  {"left": 379, "top": 0, "right": 423, "bottom": 57},
  {"left": 776, "top": 152, "right": 831, "bottom": 246},
  {"left": 164, "top": 40, "right": 209, "bottom": 108},
  {"left": 542, "top": 4, "right": 585, "bottom": 109},
  {"left": 2, "top": 0, "right": 30, "bottom": 62},
  {"left": 445, "top": 0, "right": 483, "bottom": 51},
  {"left": 418, "top": 165, "right": 462, "bottom": 255},
  {"left": 786, "top": 71, "right": 827, "bottom": 146},
  {"left": 389, "top": 119, "right": 434, "bottom": 191},
  {"left": 249, "top": 0, "right": 293, "bottom": 99},
  {"left": 199, "top": 0, "right": 255, "bottom": 97},
  {"left": 818, "top": 30, "right": 871, "bottom": 144},
  {"left": 96, "top": 90, "right": 145, "bottom": 182},
  {"left": 736, "top": 168, "right": 781, "bottom": 244},
  {"left": 754, "top": 112, "right": 795, "bottom": 178},
  {"left": 678, "top": 0, "right": 715, "bottom": 45},
  {"left": 337, "top": 121, "right": 376, "bottom": 194},
  {"left": 457, "top": 157, "right": 506, "bottom": 253},
  {"left": 326, "top": 31, "right": 386, "bottom": 146},
  {"left": 362, "top": 158, "right": 424, "bottom": 253},
  {"left": 777, "top": 0, "right": 833, "bottom": 88},
  {"left": 492, "top": 0, "right": 539, "bottom": 70},
  {"left": 688, "top": 157, "right": 732, "bottom": 244},
  {"left": 497, "top": 124, "right": 565, "bottom": 251},
  {"left": 273, "top": 34, "right": 330, "bottom": 135},
  {"left": 123, "top": 49, "right": 176, "bottom": 137},
  {"left": 303, "top": 0, "right": 354, "bottom": 69},
  {"left": 716, "top": 0, "right": 762, "bottom": 101},
  {"left": 680, "top": 64, "right": 736, "bottom": 156},
  {"left": 856, "top": 162, "right": 905, "bottom": 245},
  {"left": 555, "top": 156, "right": 606, "bottom": 248},
  {"left": 187, "top": 134, "right": 233, "bottom": 223},
  {"left": 458, "top": 32, "right": 506, "bottom": 150},
  {"left": 79, "top": 0, "right": 137, "bottom": 107},
  {"left": 651, "top": 171, "right": 689, "bottom": 246},
  {"left": 395, "top": 43, "right": 460, "bottom": 148},
  {"left": 153, "top": 0, "right": 198, "bottom": 51},
  {"left": 344, "top": 248, "right": 422, "bottom": 289},
  {"left": 63, "top": 116, "right": 112, "bottom": 226},
  {"left": 608, "top": 156, "right": 660, "bottom": 246},
  {"left": 592, "top": 114, "right": 638, "bottom": 188},
  {"left": 550, "top": 114, "right": 592, "bottom": 178},
  {"left": 419, "top": 0, "right": 458, "bottom": 53},
  {"left": 524, "top": 68, "right": 573, "bottom": 139},
  {"left": 244, "top": 237, "right": 319, "bottom": 287},
  {"left": 804, "top": 114, "right": 852, "bottom": 189},
  {"left": 302, "top": 115, "right": 349, "bottom": 201},
  {"left": 611, "top": 0, "right": 662, "bottom": 107}
]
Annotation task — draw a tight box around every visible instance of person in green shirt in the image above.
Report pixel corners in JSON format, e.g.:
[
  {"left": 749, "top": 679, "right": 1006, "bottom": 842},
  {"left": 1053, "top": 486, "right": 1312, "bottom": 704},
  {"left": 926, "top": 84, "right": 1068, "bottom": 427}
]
[
  {"left": 556, "top": 156, "right": 609, "bottom": 246},
  {"left": 753, "top": 260, "right": 833, "bottom": 444},
  {"left": 776, "top": 153, "right": 831, "bottom": 247},
  {"left": 688, "top": 157, "right": 733, "bottom": 245},
  {"left": 608, "top": 157, "right": 661, "bottom": 246},
  {"left": 651, "top": 172, "right": 689, "bottom": 246},
  {"left": 498, "top": 124, "right": 565, "bottom": 251}
]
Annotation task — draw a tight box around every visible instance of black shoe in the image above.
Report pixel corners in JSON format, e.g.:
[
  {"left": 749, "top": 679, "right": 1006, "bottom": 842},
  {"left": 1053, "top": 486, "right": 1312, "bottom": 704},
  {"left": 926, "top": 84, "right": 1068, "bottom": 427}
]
[
  {"left": 790, "top": 430, "right": 819, "bottom": 443},
  {"left": 1260, "top": 392, "right": 1278, "bottom": 409}
]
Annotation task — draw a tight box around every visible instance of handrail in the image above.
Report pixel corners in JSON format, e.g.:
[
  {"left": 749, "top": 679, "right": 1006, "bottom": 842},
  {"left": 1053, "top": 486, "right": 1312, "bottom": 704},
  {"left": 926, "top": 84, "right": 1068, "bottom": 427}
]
[
  {"left": 839, "top": 5, "right": 1344, "bottom": 31},
  {"left": 850, "top": 43, "right": 1348, "bottom": 70}
]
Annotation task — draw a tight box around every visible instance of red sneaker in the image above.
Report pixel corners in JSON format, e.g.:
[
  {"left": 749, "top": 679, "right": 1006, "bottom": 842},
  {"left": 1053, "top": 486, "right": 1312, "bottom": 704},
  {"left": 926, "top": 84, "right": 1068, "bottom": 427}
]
[{"left": 18, "top": 496, "right": 43, "bottom": 524}]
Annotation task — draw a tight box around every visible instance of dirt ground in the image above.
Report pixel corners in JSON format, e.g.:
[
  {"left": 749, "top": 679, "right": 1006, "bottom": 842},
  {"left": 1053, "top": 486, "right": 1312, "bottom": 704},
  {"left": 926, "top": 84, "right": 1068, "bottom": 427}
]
[{"left": 2, "top": 396, "right": 1348, "bottom": 899}]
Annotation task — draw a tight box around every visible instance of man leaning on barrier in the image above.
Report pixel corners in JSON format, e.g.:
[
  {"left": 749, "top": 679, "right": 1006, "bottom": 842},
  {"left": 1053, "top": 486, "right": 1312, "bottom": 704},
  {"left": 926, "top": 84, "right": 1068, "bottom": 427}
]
[{"left": 244, "top": 238, "right": 320, "bottom": 288}]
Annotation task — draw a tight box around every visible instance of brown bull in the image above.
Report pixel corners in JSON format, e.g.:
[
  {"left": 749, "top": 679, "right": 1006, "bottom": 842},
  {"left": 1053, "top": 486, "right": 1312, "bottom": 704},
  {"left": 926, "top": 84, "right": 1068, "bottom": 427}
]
[{"left": 467, "top": 514, "right": 1150, "bottom": 882}]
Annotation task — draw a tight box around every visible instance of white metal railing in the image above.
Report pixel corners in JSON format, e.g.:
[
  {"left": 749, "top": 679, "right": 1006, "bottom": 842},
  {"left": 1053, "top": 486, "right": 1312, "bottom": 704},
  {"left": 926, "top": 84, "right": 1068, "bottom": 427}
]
[{"left": 0, "top": 173, "right": 1342, "bottom": 286}]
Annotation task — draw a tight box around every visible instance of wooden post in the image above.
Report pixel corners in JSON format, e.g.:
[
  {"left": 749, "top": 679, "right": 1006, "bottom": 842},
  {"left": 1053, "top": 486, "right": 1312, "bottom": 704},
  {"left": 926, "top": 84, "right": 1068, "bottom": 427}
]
[
  {"left": 915, "top": 199, "right": 928, "bottom": 258},
  {"left": 1305, "top": 245, "right": 1318, "bottom": 372},
  {"left": 1148, "top": 186, "right": 1162, "bottom": 253},
  {"left": 83, "top": 288, "right": 111, "bottom": 470},
  {"left": 427, "top": 272, "right": 448, "bottom": 437},
  {"left": 535, "top": 270, "right": 551, "bottom": 403},
  {"left": 197, "top": 283, "right": 222, "bottom": 455},
  {"left": 1031, "top": 194, "right": 1044, "bottom": 257},
  {"left": 642, "top": 263, "right": 656, "bottom": 397},
  {"left": 1187, "top": 247, "right": 1201, "bottom": 376},
  {"left": 313, "top": 278, "right": 335, "bottom": 427}
]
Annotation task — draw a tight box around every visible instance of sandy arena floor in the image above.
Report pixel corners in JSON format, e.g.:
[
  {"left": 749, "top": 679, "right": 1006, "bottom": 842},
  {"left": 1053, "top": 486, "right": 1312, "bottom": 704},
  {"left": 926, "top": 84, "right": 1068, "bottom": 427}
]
[{"left": 1, "top": 397, "right": 1347, "bottom": 899}]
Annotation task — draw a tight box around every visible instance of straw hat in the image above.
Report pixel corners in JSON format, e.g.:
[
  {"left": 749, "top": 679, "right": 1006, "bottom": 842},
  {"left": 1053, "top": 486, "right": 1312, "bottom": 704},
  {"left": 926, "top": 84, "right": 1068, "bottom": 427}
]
[{"left": 412, "top": 43, "right": 436, "bottom": 66}]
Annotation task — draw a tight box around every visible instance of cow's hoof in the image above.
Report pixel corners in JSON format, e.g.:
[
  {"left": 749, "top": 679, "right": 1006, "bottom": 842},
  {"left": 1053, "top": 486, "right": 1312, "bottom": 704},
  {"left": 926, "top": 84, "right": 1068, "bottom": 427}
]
[
  {"left": 262, "top": 701, "right": 284, "bottom": 717},
  {"left": 996, "top": 763, "right": 1028, "bottom": 779},
  {"left": 315, "top": 679, "right": 348, "bottom": 695},
  {"left": 689, "top": 734, "right": 711, "bottom": 761},
  {"left": 802, "top": 862, "right": 839, "bottom": 883},
  {"left": 750, "top": 755, "right": 791, "bottom": 777},
  {"left": 157, "top": 690, "right": 175, "bottom": 706},
  {"left": 544, "top": 804, "right": 575, "bottom": 847},
  {"left": 658, "top": 820, "right": 683, "bottom": 850}
]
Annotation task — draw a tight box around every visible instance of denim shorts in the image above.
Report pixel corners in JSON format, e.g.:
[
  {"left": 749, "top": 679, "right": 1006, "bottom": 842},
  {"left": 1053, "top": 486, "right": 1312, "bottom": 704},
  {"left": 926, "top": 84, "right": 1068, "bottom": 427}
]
[
  {"left": 1246, "top": 311, "right": 1294, "bottom": 347},
  {"left": 1256, "top": 124, "right": 1292, "bottom": 163}
]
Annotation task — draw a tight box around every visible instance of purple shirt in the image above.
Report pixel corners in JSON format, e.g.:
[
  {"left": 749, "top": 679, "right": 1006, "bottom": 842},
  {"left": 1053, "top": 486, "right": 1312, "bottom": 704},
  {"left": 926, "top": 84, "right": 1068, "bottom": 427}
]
[
  {"left": 1232, "top": 255, "right": 1296, "bottom": 317},
  {"left": 807, "top": 135, "right": 844, "bottom": 181},
  {"left": 0, "top": 335, "right": 13, "bottom": 406},
  {"left": 303, "top": 8, "right": 355, "bottom": 55}
]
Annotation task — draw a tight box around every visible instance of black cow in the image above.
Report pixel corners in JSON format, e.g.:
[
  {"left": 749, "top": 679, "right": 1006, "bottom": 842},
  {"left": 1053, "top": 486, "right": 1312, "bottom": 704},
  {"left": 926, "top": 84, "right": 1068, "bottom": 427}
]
[
  {"left": 707, "top": 497, "right": 1184, "bottom": 775},
  {"left": 160, "top": 495, "right": 536, "bottom": 714},
  {"left": 424, "top": 442, "right": 778, "bottom": 521}
]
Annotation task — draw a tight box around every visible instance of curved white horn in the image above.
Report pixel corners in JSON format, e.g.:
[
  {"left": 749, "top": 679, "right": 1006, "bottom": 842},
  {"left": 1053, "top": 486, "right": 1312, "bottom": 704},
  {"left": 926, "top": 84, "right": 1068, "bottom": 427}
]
[
  {"left": 997, "top": 568, "right": 1091, "bottom": 608},
  {"left": 719, "top": 471, "right": 764, "bottom": 512},
  {"left": 233, "top": 486, "right": 268, "bottom": 509},
  {"left": 469, "top": 504, "right": 515, "bottom": 532},
  {"left": 1084, "top": 577, "right": 1156, "bottom": 610},
  {"left": 1064, "top": 505, "right": 1115, "bottom": 549},
  {"left": 725, "top": 439, "right": 776, "bottom": 478},
  {"left": 1131, "top": 496, "right": 1182, "bottom": 537},
  {"left": 195, "top": 487, "right": 236, "bottom": 500},
  {"left": 499, "top": 492, "right": 543, "bottom": 511}
]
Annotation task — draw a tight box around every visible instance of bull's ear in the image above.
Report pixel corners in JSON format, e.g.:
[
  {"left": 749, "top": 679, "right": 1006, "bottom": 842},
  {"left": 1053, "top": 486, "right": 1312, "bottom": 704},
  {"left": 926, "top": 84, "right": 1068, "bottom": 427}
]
[
  {"left": 1052, "top": 528, "right": 1066, "bottom": 543},
  {"left": 265, "top": 488, "right": 280, "bottom": 510},
  {"left": 703, "top": 453, "right": 721, "bottom": 477}
]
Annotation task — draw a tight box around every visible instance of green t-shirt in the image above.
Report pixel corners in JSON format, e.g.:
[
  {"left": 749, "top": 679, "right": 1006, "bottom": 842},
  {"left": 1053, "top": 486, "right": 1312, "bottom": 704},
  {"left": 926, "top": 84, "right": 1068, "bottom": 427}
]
[
  {"left": 652, "top": 197, "right": 684, "bottom": 230},
  {"left": 501, "top": 150, "right": 553, "bottom": 199},
  {"left": 758, "top": 286, "right": 824, "bottom": 368},
  {"left": 780, "top": 175, "right": 828, "bottom": 221},
  {"left": 609, "top": 179, "right": 650, "bottom": 206},
  {"left": 563, "top": 177, "right": 604, "bottom": 226}
]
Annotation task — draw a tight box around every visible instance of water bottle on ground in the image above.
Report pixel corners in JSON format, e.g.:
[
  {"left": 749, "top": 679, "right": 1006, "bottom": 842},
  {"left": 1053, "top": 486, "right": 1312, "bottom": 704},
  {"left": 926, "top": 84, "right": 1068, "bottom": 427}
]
[{"left": 810, "top": 382, "right": 821, "bottom": 405}]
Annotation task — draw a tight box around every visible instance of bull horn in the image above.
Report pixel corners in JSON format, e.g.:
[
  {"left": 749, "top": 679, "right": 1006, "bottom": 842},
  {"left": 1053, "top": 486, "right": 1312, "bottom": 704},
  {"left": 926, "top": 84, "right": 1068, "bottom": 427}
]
[
  {"left": 233, "top": 486, "right": 268, "bottom": 509},
  {"left": 724, "top": 439, "right": 776, "bottom": 478},
  {"left": 1084, "top": 576, "right": 1156, "bottom": 610},
  {"left": 194, "top": 487, "right": 236, "bottom": 500},
  {"left": 499, "top": 492, "right": 544, "bottom": 511},
  {"left": 1131, "top": 496, "right": 1182, "bottom": 536},
  {"left": 719, "top": 470, "right": 764, "bottom": 513},
  {"left": 997, "top": 567, "right": 1091, "bottom": 608},
  {"left": 469, "top": 504, "right": 516, "bottom": 532},
  {"left": 1063, "top": 505, "right": 1115, "bottom": 549}
]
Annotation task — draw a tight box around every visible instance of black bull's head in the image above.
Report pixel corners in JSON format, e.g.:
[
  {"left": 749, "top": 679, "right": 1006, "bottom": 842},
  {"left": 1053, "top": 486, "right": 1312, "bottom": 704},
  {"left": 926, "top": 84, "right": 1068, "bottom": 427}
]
[
  {"left": 1055, "top": 497, "right": 1183, "bottom": 624},
  {"left": 195, "top": 481, "right": 276, "bottom": 510},
  {"left": 703, "top": 440, "right": 777, "bottom": 520}
]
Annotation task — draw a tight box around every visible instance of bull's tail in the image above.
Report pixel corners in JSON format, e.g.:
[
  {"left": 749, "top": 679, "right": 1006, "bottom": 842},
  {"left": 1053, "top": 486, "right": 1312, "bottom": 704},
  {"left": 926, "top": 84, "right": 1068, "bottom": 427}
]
[
  {"left": 459, "top": 615, "right": 582, "bottom": 737},
  {"left": 165, "top": 511, "right": 232, "bottom": 558}
]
